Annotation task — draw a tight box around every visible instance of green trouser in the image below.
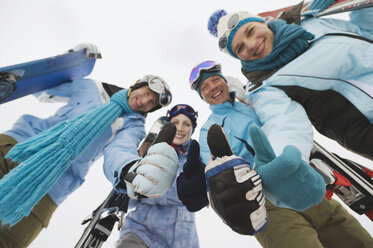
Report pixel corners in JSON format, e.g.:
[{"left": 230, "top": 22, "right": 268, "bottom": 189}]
[
  {"left": 0, "top": 134, "right": 57, "bottom": 248},
  {"left": 255, "top": 198, "right": 373, "bottom": 248}
]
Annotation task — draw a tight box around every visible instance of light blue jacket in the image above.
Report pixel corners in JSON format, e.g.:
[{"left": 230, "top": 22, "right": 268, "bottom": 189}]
[
  {"left": 120, "top": 141, "right": 199, "bottom": 248},
  {"left": 4, "top": 79, "right": 145, "bottom": 205},
  {"left": 248, "top": 8, "right": 373, "bottom": 159},
  {"left": 199, "top": 98, "right": 262, "bottom": 166}
]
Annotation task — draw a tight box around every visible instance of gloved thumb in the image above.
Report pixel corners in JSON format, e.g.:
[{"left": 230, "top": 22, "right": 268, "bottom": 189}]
[
  {"left": 249, "top": 125, "right": 276, "bottom": 166},
  {"left": 184, "top": 140, "right": 203, "bottom": 178},
  {"left": 207, "top": 124, "right": 234, "bottom": 157}
]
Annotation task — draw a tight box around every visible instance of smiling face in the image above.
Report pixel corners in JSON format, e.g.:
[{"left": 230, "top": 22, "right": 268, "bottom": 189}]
[
  {"left": 170, "top": 114, "right": 193, "bottom": 146},
  {"left": 128, "top": 86, "right": 159, "bottom": 113},
  {"left": 230, "top": 21, "right": 274, "bottom": 61},
  {"left": 200, "top": 75, "right": 231, "bottom": 105}
]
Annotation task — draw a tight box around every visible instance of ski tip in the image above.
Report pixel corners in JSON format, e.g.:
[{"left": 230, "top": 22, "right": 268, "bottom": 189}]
[{"left": 207, "top": 124, "right": 233, "bottom": 157}]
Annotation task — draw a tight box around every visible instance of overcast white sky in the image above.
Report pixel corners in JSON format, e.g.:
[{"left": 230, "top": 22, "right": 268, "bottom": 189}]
[{"left": 0, "top": 0, "right": 372, "bottom": 247}]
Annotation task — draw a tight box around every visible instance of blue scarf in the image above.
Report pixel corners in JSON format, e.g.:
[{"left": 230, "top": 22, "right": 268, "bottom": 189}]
[
  {"left": 0, "top": 89, "right": 135, "bottom": 226},
  {"left": 241, "top": 19, "right": 315, "bottom": 72}
]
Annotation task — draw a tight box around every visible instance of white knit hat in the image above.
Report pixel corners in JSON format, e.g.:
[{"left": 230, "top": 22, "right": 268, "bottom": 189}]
[{"left": 208, "top": 10, "right": 265, "bottom": 57}]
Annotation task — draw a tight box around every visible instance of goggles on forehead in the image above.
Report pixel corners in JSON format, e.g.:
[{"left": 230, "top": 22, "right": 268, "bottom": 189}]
[
  {"left": 145, "top": 75, "right": 172, "bottom": 107},
  {"left": 167, "top": 104, "right": 198, "bottom": 120},
  {"left": 189, "top": 60, "right": 221, "bottom": 90},
  {"left": 218, "top": 13, "right": 264, "bottom": 51},
  {"left": 218, "top": 13, "right": 241, "bottom": 51}
]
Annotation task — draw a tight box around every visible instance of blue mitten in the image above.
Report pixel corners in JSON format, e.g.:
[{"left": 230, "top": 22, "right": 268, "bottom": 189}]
[
  {"left": 249, "top": 124, "right": 325, "bottom": 211},
  {"left": 124, "top": 142, "right": 179, "bottom": 199},
  {"left": 309, "top": 0, "right": 336, "bottom": 12}
]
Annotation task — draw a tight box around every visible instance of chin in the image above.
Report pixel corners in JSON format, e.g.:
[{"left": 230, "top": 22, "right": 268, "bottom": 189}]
[{"left": 174, "top": 139, "right": 187, "bottom": 146}]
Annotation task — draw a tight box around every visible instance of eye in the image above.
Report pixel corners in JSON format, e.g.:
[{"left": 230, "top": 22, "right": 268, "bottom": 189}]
[{"left": 247, "top": 26, "right": 254, "bottom": 37}]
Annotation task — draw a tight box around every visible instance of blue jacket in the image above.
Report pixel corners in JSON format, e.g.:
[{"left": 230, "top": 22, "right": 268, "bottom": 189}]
[
  {"left": 120, "top": 141, "right": 199, "bottom": 248},
  {"left": 248, "top": 8, "right": 373, "bottom": 158},
  {"left": 4, "top": 79, "right": 145, "bottom": 205},
  {"left": 199, "top": 98, "right": 262, "bottom": 166}
]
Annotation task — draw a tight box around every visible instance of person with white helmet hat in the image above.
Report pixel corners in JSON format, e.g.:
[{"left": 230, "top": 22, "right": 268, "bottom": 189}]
[{"left": 206, "top": 1, "right": 373, "bottom": 247}]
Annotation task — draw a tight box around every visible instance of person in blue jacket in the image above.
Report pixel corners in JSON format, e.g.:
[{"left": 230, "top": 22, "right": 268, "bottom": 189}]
[
  {"left": 208, "top": 1, "right": 373, "bottom": 160},
  {"left": 0, "top": 70, "right": 175, "bottom": 247},
  {"left": 177, "top": 60, "right": 373, "bottom": 248},
  {"left": 116, "top": 104, "right": 200, "bottom": 248}
]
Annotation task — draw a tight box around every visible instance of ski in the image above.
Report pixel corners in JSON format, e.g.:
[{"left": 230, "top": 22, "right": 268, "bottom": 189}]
[
  {"left": 310, "top": 142, "right": 373, "bottom": 220},
  {"left": 75, "top": 190, "right": 129, "bottom": 248},
  {"left": 75, "top": 117, "right": 168, "bottom": 247},
  {"left": 258, "top": 0, "right": 373, "bottom": 21},
  {"left": 0, "top": 47, "right": 98, "bottom": 104}
]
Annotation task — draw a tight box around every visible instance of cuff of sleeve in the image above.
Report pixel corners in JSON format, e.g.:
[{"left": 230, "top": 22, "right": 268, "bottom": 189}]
[{"left": 113, "top": 160, "right": 138, "bottom": 193}]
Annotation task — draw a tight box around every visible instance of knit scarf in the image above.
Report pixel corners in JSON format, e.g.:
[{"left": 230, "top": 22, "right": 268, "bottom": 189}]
[
  {"left": 0, "top": 89, "right": 135, "bottom": 226},
  {"left": 241, "top": 19, "right": 315, "bottom": 73}
]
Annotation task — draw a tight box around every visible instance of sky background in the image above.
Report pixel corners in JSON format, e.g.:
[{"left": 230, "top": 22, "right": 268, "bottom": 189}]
[{"left": 0, "top": 0, "right": 372, "bottom": 247}]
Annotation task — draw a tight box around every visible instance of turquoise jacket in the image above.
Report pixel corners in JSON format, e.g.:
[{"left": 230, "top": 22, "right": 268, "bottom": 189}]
[
  {"left": 4, "top": 78, "right": 145, "bottom": 205},
  {"left": 248, "top": 8, "right": 373, "bottom": 158},
  {"left": 120, "top": 141, "right": 199, "bottom": 248},
  {"left": 199, "top": 98, "right": 262, "bottom": 166}
]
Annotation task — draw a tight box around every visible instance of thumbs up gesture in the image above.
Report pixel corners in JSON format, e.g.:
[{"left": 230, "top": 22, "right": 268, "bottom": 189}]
[
  {"left": 177, "top": 140, "right": 209, "bottom": 212},
  {"left": 205, "top": 124, "right": 267, "bottom": 235},
  {"left": 249, "top": 124, "right": 325, "bottom": 210}
]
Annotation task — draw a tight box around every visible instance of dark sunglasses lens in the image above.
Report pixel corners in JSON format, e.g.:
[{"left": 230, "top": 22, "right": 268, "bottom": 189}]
[
  {"left": 160, "top": 93, "right": 171, "bottom": 105},
  {"left": 219, "top": 36, "right": 228, "bottom": 50}
]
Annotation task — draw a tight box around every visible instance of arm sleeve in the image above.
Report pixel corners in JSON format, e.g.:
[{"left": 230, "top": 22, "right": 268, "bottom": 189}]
[
  {"left": 32, "top": 82, "right": 73, "bottom": 103},
  {"left": 249, "top": 86, "right": 314, "bottom": 162},
  {"left": 103, "top": 117, "right": 146, "bottom": 192},
  {"left": 349, "top": 7, "right": 373, "bottom": 40}
]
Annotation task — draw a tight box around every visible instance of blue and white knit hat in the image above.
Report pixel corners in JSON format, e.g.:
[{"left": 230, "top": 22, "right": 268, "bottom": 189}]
[{"left": 208, "top": 10, "right": 265, "bottom": 58}]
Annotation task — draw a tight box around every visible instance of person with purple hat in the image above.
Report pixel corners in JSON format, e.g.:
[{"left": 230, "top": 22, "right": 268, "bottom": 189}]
[{"left": 116, "top": 104, "right": 201, "bottom": 248}]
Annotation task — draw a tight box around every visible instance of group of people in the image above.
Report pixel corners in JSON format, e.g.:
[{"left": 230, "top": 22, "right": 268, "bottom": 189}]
[{"left": 1, "top": 0, "right": 372, "bottom": 247}]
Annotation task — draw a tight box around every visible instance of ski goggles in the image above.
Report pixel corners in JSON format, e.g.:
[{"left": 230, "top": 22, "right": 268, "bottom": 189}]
[
  {"left": 218, "top": 13, "right": 264, "bottom": 51},
  {"left": 189, "top": 60, "right": 221, "bottom": 90},
  {"left": 167, "top": 104, "right": 198, "bottom": 120},
  {"left": 218, "top": 13, "right": 241, "bottom": 50},
  {"left": 146, "top": 76, "right": 172, "bottom": 107}
]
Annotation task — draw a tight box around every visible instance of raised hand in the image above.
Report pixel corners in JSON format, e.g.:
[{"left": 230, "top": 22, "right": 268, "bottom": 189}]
[
  {"left": 249, "top": 124, "right": 325, "bottom": 210},
  {"left": 205, "top": 124, "right": 267, "bottom": 235},
  {"left": 309, "top": 0, "right": 336, "bottom": 12},
  {"left": 124, "top": 123, "right": 179, "bottom": 199},
  {"left": 177, "top": 140, "right": 209, "bottom": 212},
  {"left": 69, "top": 43, "right": 102, "bottom": 59}
]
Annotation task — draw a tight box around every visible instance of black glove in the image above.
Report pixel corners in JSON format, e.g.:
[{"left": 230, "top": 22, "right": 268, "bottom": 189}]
[
  {"left": 206, "top": 124, "right": 267, "bottom": 235},
  {"left": 177, "top": 140, "right": 209, "bottom": 212}
]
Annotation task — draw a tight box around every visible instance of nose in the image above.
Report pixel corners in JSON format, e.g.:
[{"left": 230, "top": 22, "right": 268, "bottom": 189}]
[
  {"left": 142, "top": 96, "right": 153, "bottom": 108},
  {"left": 175, "top": 123, "right": 183, "bottom": 132},
  {"left": 244, "top": 39, "right": 256, "bottom": 53}
]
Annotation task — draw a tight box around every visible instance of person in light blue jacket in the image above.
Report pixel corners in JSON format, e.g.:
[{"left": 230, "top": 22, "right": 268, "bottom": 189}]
[
  {"left": 177, "top": 61, "right": 373, "bottom": 248},
  {"left": 206, "top": 2, "right": 373, "bottom": 247},
  {"left": 208, "top": 2, "right": 373, "bottom": 160},
  {"left": 116, "top": 104, "right": 200, "bottom": 248},
  {"left": 0, "top": 73, "right": 173, "bottom": 247}
]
